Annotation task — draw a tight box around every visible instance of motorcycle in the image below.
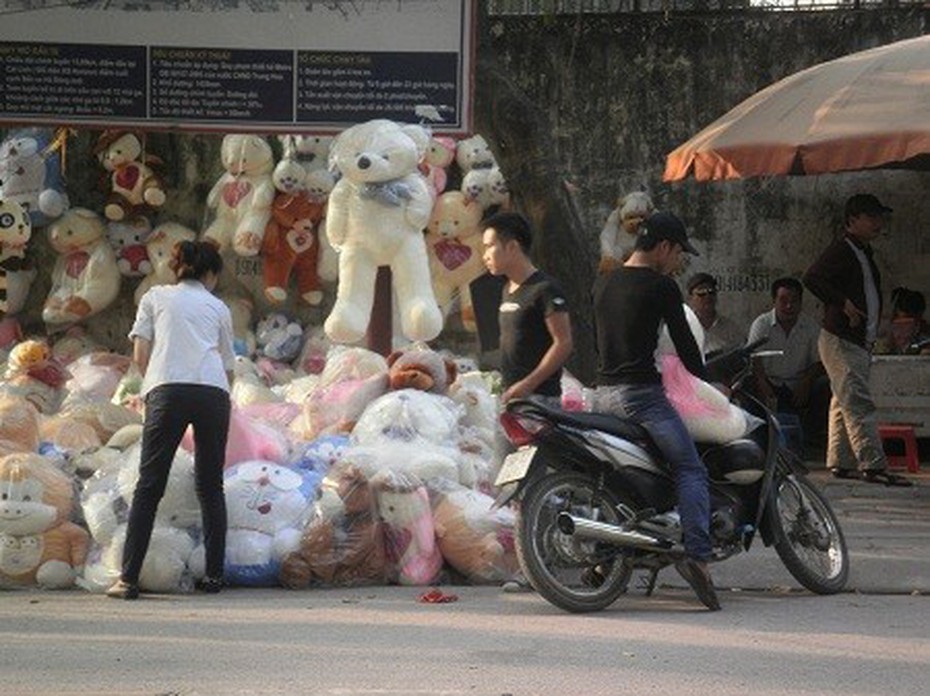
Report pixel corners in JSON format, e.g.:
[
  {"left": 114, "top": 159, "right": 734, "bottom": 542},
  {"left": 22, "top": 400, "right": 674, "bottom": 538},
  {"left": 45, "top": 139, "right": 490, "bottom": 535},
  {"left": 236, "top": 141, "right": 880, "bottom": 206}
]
[{"left": 494, "top": 340, "right": 849, "bottom": 613}]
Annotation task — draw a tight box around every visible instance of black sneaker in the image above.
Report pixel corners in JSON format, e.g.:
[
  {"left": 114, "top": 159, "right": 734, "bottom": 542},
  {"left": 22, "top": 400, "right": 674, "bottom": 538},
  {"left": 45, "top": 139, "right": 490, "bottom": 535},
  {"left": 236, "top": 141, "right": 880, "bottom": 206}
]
[
  {"left": 106, "top": 579, "right": 140, "bottom": 600},
  {"left": 194, "top": 576, "right": 224, "bottom": 594},
  {"left": 674, "top": 559, "right": 721, "bottom": 611}
]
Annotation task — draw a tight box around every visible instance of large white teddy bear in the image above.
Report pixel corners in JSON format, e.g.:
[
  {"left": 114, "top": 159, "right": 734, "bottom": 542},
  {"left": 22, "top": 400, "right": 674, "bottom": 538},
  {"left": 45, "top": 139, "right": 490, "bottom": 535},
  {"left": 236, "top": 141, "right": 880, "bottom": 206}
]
[
  {"left": 325, "top": 119, "right": 442, "bottom": 344},
  {"left": 203, "top": 134, "right": 275, "bottom": 257},
  {"left": 42, "top": 208, "right": 121, "bottom": 325}
]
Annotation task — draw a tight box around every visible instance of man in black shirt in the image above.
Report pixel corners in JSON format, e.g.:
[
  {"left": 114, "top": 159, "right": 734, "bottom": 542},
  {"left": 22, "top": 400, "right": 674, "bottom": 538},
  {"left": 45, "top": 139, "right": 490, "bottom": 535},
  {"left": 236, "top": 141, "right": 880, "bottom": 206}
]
[
  {"left": 482, "top": 212, "right": 572, "bottom": 406},
  {"left": 592, "top": 211, "right": 720, "bottom": 611}
]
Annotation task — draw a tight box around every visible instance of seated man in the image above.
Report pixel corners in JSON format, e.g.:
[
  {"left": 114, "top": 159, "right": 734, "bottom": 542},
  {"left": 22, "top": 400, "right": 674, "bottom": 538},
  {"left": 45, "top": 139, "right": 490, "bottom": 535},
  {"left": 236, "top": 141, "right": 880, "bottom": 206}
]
[
  {"left": 874, "top": 286, "right": 930, "bottom": 355},
  {"left": 747, "top": 277, "right": 829, "bottom": 454},
  {"left": 686, "top": 273, "right": 745, "bottom": 357}
]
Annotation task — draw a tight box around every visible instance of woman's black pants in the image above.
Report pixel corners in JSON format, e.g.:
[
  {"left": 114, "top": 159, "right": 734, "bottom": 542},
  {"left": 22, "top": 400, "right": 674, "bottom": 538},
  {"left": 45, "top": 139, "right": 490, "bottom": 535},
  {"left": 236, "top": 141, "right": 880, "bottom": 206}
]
[{"left": 122, "top": 383, "right": 231, "bottom": 585}]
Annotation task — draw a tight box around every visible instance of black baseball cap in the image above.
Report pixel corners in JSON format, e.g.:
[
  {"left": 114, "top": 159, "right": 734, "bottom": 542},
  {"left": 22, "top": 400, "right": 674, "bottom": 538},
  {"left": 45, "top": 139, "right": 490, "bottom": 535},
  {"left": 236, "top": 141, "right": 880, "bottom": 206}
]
[
  {"left": 639, "top": 211, "right": 700, "bottom": 256},
  {"left": 845, "top": 194, "right": 892, "bottom": 220}
]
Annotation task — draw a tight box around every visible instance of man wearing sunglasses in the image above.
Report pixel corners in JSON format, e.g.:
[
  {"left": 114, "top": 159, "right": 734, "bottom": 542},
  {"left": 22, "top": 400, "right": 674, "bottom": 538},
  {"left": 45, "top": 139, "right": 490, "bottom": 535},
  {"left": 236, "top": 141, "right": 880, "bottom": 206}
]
[{"left": 686, "top": 273, "right": 745, "bottom": 357}]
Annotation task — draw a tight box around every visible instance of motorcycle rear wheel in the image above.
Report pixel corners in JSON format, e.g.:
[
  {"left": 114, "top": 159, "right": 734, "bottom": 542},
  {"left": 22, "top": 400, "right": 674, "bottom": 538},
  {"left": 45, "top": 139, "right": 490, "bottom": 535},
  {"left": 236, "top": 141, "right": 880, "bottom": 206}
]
[
  {"left": 515, "top": 471, "right": 634, "bottom": 613},
  {"left": 766, "top": 473, "right": 849, "bottom": 594}
]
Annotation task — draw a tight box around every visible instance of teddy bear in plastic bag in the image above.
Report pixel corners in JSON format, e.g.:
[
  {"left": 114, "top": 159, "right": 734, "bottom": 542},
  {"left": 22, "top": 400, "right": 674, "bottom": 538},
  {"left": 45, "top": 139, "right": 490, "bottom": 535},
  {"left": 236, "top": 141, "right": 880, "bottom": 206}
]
[
  {"left": 0, "top": 452, "right": 89, "bottom": 589},
  {"left": 223, "top": 460, "right": 318, "bottom": 586},
  {"left": 280, "top": 463, "right": 386, "bottom": 589},
  {"left": 372, "top": 468, "right": 442, "bottom": 586},
  {"left": 324, "top": 119, "right": 442, "bottom": 344},
  {"left": 658, "top": 305, "right": 762, "bottom": 443},
  {"left": 429, "top": 479, "right": 518, "bottom": 584},
  {"left": 0, "top": 394, "right": 40, "bottom": 457}
]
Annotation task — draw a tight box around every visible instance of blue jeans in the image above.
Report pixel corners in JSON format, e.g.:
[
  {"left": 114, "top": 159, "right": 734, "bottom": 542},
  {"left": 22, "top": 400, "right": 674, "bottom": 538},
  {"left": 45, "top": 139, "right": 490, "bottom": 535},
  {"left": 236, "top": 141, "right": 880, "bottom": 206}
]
[{"left": 595, "top": 383, "right": 713, "bottom": 561}]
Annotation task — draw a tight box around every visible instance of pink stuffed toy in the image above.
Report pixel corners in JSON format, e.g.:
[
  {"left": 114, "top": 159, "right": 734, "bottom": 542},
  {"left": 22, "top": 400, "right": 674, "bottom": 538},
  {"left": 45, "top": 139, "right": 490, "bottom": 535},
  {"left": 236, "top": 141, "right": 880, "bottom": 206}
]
[
  {"left": 421, "top": 135, "right": 456, "bottom": 197},
  {"left": 373, "top": 470, "right": 442, "bottom": 585}
]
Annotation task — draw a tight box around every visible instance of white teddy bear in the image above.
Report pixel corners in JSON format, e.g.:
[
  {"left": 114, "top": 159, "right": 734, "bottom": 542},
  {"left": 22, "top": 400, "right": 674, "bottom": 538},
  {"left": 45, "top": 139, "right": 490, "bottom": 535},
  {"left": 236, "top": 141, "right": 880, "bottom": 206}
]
[
  {"left": 455, "top": 133, "right": 497, "bottom": 174},
  {"left": 203, "top": 134, "right": 276, "bottom": 257},
  {"left": 134, "top": 221, "right": 197, "bottom": 305},
  {"left": 324, "top": 119, "right": 442, "bottom": 344},
  {"left": 42, "top": 208, "right": 121, "bottom": 325}
]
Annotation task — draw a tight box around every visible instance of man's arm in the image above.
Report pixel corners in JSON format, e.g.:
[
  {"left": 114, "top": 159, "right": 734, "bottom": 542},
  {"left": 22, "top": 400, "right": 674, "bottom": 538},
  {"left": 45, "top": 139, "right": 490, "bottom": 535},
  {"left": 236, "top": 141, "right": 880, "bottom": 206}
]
[{"left": 501, "top": 311, "right": 573, "bottom": 403}]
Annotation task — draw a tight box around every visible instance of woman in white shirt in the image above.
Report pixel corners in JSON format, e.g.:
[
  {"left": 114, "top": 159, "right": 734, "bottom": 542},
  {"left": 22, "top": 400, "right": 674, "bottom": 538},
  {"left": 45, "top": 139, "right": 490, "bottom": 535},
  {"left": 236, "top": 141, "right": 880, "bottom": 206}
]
[{"left": 108, "top": 241, "right": 236, "bottom": 600}]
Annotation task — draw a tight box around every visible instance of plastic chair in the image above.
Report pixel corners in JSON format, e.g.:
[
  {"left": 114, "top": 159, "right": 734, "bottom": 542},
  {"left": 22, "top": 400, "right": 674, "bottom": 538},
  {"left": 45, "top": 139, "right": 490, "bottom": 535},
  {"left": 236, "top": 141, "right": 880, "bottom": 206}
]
[{"left": 878, "top": 424, "right": 920, "bottom": 473}]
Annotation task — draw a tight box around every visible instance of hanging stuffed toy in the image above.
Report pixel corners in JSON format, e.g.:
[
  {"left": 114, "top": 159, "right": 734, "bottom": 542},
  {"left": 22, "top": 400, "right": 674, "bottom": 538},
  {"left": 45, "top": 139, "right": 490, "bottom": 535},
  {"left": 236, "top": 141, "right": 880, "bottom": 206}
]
[
  {"left": 203, "top": 134, "right": 275, "bottom": 257},
  {"left": 93, "top": 130, "right": 166, "bottom": 222},
  {"left": 324, "top": 119, "right": 441, "bottom": 344},
  {"left": 0, "top": 198, "right": 36, "bottom": 316},
  {"left": 42, "top": 208, "right": 121, "bottom": 325},
  {"left": 0, "top": 127, "right": 69, "bottom": 227},
  {"left": 425, "top": 190, "right": 486, "bottom": 331},
  {"left": 261, "top": 158, "right": 325, "bottom": 305}
]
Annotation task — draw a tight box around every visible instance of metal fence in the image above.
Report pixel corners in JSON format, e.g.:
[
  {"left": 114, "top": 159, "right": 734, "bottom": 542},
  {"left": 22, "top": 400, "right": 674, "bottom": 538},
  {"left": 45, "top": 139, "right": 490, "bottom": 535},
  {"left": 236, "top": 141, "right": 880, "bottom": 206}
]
[{"left": 488, "top": 0, "right": 925, "bottom": 13}]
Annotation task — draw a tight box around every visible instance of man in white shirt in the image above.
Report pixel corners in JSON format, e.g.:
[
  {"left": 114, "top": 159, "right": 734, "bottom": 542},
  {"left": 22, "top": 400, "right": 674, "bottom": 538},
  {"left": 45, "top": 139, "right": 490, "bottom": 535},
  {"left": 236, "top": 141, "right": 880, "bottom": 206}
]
[{"left": 747, "top": 277, "right": 828, "bottom": 454}]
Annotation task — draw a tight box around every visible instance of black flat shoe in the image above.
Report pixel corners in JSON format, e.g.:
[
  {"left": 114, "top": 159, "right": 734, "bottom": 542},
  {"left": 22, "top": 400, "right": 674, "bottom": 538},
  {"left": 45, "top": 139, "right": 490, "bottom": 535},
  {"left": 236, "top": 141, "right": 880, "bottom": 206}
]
[
  {"left": 860, "top": 470, "right": 913, "bottom": 487},
  {"left": 674, "top": 559, "right": 721, "bottom": 611},
  {"left": 829, "top": 468, "right": 858, "bottom": 480},
  {"left": 194, "top": 577, "right": 224, "bottom": 594},
  {"left": 106, "top": 580, "right": 140, "bottom": 600}
]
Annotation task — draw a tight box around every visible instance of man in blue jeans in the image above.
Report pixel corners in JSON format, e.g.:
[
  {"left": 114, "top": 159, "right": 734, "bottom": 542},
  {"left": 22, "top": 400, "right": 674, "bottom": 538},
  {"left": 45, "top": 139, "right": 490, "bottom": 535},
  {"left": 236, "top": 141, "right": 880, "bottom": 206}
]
[{"left": 592, "top": 211, "right": 720, "bottom": 611}]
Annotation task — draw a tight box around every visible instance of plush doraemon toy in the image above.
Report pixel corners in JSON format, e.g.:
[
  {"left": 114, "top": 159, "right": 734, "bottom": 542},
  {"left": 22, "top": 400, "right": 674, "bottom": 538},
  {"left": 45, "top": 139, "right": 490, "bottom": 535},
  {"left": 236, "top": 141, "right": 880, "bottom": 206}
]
[
  {"left": 224, "top": 460, "right": 318, "bottom": 586},
  {"left": 256, "top": 313, "right": 304, "bottom": 363},
  {"left": 0, "top": 128, "right": 69, "bottom": 227},
  {"left": 425, "top": 190, "right": 485, "bottom": 331},
  {"left": 43, "top": 208, "right": 121, "bottom": 325},
  {"left": 325, "top": 119, "right": 442, "bottom": 344},
  {"left": 0, "top": 198, "right": 36, "bottom": 316},
  {"left": 107, "top": 216, "right": 152, "bottom": 278},
  {"left": 134, "top": 221, "right": 197, "bottom": 304},
  {"left": 0, "top": 452, "right": 90, "bottom": 588},
  {"left": 93, "top": 130, "right": 166, "bottom": 222},
  {"left": 203, "top": 134, "right": 275, "bottom": 257}
]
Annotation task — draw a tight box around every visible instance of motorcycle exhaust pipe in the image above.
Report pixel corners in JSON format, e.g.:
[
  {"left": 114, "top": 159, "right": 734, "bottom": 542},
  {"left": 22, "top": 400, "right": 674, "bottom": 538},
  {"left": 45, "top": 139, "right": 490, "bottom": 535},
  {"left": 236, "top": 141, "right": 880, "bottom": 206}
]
[{"left": 557, "top": 512, "right": 673, "bottom": 551}]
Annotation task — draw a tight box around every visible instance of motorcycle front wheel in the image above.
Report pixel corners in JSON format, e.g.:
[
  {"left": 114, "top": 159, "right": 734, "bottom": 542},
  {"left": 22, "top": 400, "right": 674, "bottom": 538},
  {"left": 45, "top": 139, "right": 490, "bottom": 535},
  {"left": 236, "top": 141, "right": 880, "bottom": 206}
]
[
  {"left": 515, "top": 471, "right": 634, "bottom": 613},
  {"left": 766, "top": 472, "right": 849, "bottom": 594}
]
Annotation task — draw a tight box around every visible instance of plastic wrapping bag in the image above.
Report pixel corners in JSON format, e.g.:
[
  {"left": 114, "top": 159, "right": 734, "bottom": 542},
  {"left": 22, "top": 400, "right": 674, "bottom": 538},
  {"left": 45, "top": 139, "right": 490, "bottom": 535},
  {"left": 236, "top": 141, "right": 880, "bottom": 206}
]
[
  {"left": 279, "top": 464, "right": 386, "bottom": 589},
  {"left": 0, "top": 394, "right": 40, "bottom": 456},
  {"left": 371, "top": 468, "right": 442, "bottom": 586},
  {"left": 182, "top": 406, "right": 291, "bottom": 468},
  {"left": 429, "top": 479, "right": 518, "bottom": 584},
  {"left": 352, "top": 389, "right": 463, "bottom": 448},
  {"left": 224, "top": 460, "right": 318, "bottom": 586},
  {"left": 63, "top": 351, "right": 131, "bottom": 403},
  {"left": 0, "top": 452, "right": 89, "bottom": 589}
]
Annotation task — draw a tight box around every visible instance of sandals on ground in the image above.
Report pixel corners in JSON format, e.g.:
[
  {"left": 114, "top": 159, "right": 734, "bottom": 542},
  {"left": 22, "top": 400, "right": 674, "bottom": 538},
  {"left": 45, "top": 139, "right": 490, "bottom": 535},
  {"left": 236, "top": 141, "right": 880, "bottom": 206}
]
[
  {"left": 860, "top": 470, "right": 913, "bottom": 487},
  {"left": 829, "top": 468, "right": 858, "bottom": 480}
]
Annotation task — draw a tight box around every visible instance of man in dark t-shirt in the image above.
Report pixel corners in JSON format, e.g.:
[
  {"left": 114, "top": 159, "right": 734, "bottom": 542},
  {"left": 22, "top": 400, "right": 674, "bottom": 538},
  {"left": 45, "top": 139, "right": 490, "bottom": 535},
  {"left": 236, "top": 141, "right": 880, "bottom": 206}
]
[
  {"left": 592, "top": 211, "right": 720, "bottom": 611},
  {"left": 482, "top": 212, "right": 572, "bottom": 406}
]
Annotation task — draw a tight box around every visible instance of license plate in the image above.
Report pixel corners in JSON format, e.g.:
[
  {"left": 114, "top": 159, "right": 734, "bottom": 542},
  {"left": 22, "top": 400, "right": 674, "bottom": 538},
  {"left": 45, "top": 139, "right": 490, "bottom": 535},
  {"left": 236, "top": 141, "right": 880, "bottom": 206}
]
[{"left": 495, "top": 446, "right": 538, "bottom": 486}]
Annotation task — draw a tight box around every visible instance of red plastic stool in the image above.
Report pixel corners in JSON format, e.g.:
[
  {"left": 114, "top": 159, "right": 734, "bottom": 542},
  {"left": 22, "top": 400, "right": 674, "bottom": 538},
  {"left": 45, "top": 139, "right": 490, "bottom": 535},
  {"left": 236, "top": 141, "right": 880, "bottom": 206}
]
[{"left": 878, "top": 424, "right": 920, "bottom": 473}]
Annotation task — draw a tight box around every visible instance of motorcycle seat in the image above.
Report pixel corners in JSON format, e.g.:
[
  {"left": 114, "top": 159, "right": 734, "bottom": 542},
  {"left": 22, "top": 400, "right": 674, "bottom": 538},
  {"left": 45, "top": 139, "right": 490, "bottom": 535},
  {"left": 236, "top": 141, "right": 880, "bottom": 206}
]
[{"left": 511, "top": 399, "right": 652, "bottom": 442}]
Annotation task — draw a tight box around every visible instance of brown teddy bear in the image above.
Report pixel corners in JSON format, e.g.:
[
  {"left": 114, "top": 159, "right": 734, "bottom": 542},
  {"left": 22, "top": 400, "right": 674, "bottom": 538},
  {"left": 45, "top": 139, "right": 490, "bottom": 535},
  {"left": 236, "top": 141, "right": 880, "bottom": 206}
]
[
  {"left": 261, "top": 188, "right": 326, "bottom": 306},
  {"left": 280, "top": 465, "right": 386, "bottom": 588},
  {"left": 386, "top": 345, "right": 457, "bottom": 395}
]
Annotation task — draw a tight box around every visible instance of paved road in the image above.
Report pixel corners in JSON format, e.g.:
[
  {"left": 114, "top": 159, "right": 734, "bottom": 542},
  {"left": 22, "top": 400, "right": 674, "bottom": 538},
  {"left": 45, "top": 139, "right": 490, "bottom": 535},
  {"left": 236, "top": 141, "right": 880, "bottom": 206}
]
[{"left": 1, "top": 470, "right": 927, "bottom": 696}]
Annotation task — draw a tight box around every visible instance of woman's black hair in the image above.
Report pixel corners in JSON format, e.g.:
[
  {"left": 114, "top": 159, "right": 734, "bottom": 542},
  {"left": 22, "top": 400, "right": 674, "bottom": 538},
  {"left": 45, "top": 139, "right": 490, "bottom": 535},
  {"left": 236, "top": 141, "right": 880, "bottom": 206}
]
[{"left": 171, "top": 240, "right": 224, "bottom": 281}]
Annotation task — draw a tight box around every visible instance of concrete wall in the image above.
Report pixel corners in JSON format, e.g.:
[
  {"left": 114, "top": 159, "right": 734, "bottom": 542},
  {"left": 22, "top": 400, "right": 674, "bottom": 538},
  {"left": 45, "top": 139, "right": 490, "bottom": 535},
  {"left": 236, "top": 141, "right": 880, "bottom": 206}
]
[{"left": 476, "top": 9, "right": 930, "bottom": 380}]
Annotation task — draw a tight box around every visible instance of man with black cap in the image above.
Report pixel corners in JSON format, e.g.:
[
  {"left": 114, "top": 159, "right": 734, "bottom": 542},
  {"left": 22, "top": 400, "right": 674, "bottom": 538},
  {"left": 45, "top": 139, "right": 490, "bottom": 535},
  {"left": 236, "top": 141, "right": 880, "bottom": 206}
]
[
  {"left": 592, "top": 211, "right": 721, "bottom": 610},
  {"left": 804, "top": 194, "right": 911, "bottom": 487},
  {"left": 686, "top": 272, "right": 745, "bottom": 357}
]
